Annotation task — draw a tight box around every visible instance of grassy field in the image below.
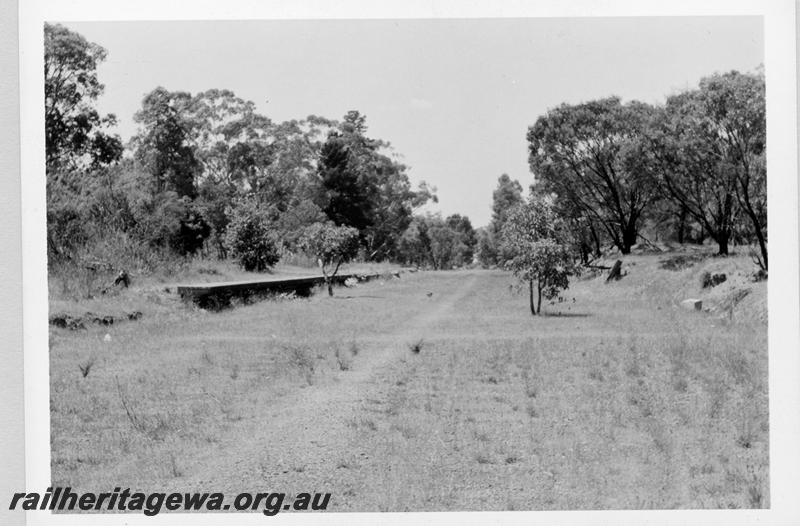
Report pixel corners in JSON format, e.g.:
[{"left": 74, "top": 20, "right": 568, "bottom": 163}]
[{"left": 49, "top": 250, "right": 768, "bottom": 510}]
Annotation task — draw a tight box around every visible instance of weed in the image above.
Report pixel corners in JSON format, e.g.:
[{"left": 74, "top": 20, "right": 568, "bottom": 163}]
[
  {"left": 334, "top": 345, "right": 353, "bottom": 371},
  {"left": 285, "top": 344, "right": 315, "bottom": 385},
  {"left": 475, "top": 453, "right": 494, "bottom": 465},
  {"left": 201, "top": 350, "right": 215, "bottom": 367},
  {"left": 169, "top": 453, "right": 184, "bottom": 478},
  {"left": 78, "top": 356, "right": 96, "bottom": 378}
]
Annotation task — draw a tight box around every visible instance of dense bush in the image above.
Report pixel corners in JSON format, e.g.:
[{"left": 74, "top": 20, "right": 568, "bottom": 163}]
[{"left": 224, "top": 200, "right": 281, "bottom": 271}]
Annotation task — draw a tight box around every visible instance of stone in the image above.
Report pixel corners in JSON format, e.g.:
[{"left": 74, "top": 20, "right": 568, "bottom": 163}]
[{"left": 681, "top": 299, "right": 703, "bottom": 311}]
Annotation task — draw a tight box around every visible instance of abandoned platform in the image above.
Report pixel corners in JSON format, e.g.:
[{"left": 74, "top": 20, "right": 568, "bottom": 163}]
[{"left": 176, "top": 271, "right": 400, "bottom": 308}]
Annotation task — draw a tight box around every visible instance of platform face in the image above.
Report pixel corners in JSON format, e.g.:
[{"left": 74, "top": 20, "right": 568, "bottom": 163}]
[{"left": 175, "top": 272, "right": 394, "bottom": 300}]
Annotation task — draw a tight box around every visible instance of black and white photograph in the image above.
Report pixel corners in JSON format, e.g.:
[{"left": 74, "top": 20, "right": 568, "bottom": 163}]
[{"left": 6, "top": 1, "right": 800, "bottom": 525}]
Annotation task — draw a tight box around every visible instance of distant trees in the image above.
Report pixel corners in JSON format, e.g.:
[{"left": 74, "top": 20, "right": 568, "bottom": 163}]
[
  {"left": 299, "top": 223, "right": 360, "bottom": 296},
  {"left": 502, "top": 194, "right": 578, "bottom": 315},
  {"left": 478, "top": 174, "right": 524, "bottom": 266},
  {"left": 397, "top": 213, "right": 477, "bottom": 269}
]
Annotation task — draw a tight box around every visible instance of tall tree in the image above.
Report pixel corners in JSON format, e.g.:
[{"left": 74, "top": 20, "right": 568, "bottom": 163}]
[
  {"left": 44, "top": 23, "right": 122, "bottom": 171},
  {"left": 131, "top": 87, "right": 199, "bottom": 198},
  {"left": 698, "top": 70, "right": 766, "bottom": 269},
  {"left": 528, "top": 98, "right": 659, "bottom": 254},
  {"left": 644, "top": 92, "right": 738, "bottom": 255}
]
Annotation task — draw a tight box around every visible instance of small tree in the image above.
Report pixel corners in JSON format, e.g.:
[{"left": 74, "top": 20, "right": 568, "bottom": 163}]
[
  {"left": 502, "top": 194, "right": 578, "bottom": 315},
  {"left": 224, "top": 200, "right": 280, "bottom": 271},
  {"left": 300, "top": 223, "right": 360, "bottom": 296}
]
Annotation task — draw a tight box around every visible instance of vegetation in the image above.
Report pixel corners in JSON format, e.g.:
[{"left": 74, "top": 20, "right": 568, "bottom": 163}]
[
  {"left": 45, "top": 24, "right": 440, "bottom": 293},
  {"left": 526, "top": 69, "right": 766, "bottom": 270},
  {"left": 299, "top": 223, "right": 360, "bottom": 296},
  {"left": 501, "top": 194, "right": 578, "bottom": 315}
]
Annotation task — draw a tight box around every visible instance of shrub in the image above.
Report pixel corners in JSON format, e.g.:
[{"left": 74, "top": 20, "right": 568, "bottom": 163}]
[{"left": 224, "top": 200, "right": 280, "bottom": 271}]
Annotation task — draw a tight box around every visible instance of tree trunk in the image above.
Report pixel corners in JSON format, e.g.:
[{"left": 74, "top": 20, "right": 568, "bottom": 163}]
[
  {"left": 326, "top": 278, "right": 333, "bottom": 297},
  {"left": 677, "top": 206, "right": 687, "bottom": 244},
  {"left": 537, "top": 283, "right": 543, "bottom": 315},
  {"left": 716, "top": 231, "right": 730, "bottom": 256},
  {"left": 529, "top": 279, "right": 537, "bottom": 316},
  {"left": 620, "top": 224, "right": 637, "bottom": 254},
  {"left": 589, "top": 223, "right": 602, "bottom": 257}
]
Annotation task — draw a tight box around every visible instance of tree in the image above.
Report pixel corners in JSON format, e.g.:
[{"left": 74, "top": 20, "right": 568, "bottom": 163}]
[
  {"left": 528, "top": 98, "right": 659, "bottom": 254},
  {"left": 224, "top": 200, "right": 281, "bottom": 271},
  {"left": 132, "top": 87, "right": 200, "bottom": 198},
  {"left": 445, "top": 214, "right": 478, "bottom": 265},
  {"left": 479, "top": 174, "right": 524, "bottom": 266},
  {"left": 645, "top": 91, "right": 738, "bottom": 255},
  {"left": 502, "top": 194, "right": 578, "bottom": 315},
  {"left": 299, "top": 223, "right": 360, "bottom": 296},
  {"left": 44, "top": 23, "right": 122, "bottom": 171},
  {"left": 317, "top": 133, "right": 373, "bottom": 230},
  {"left": 697, "top": 70, "right": 766, "bottom": 269},
  {"left": 491, "top": 174, "right": 524, "bottom": 231}
]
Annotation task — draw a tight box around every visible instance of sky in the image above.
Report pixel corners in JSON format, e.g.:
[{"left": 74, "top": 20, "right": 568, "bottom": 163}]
[{"left": 64, "top": 17, "right": 763, "bottom": 227}]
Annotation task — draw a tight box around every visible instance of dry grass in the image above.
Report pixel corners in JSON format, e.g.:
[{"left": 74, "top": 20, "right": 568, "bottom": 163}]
[{"left": 49, "top": 250, "right": 767, "bottom": 510}]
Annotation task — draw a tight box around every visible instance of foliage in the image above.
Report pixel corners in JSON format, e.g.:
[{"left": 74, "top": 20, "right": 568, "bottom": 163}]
[
  {"left": 502, "top": 194, "right": 578, "bottom": 315},
  {"left": 397, "top": 213, "right": 476, "bottom": 269},
  {"left": 44, "top": 23, "right": 122, "bottom": 172},
  {"left": 131, "top": 87, "right": 200, "bottom": 198},
  {"left": 224, "top": 200, "right": 281, "bottom": 271},
  {"left": 299, "top": 223, "right": 360, "bottom": 295},
  {"left": 528, "top": 98, "right": 659, "bottom": 254},
  {"left": 479, "top": 174, "right": 524, "bottom": 266}
]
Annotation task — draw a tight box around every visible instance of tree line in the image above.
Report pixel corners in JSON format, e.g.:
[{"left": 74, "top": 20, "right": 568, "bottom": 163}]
[
  {"left": 45, "top": 23, "right": 479, "bottom": 277},
  {"left": 480, "top": 68, "right": 767, "bottom": 280},
  {"left": 45, "top": 23, "right": 766, "bottom": 293}
]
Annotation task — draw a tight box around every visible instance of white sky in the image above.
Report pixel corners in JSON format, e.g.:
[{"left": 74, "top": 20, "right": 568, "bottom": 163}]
[{"left": 63, "top": 17, "right": 763, "bottom": 227}]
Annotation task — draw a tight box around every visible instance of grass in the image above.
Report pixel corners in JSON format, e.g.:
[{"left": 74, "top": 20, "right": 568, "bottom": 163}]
[{"left": 49, "top": 250, "right": 768, "bottom": 510}]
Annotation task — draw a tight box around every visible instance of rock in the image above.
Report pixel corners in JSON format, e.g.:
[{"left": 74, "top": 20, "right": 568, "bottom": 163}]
[
  {"left": 681, "top": 299, "right": 703, "bottom": 311},
  {"left": 103, "top": 333, "right": 112, "bottom": 342}
]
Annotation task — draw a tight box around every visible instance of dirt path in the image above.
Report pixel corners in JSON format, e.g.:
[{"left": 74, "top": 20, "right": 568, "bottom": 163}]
[{"left": 179, "top": 273, "right": 481, "bottom": 494}]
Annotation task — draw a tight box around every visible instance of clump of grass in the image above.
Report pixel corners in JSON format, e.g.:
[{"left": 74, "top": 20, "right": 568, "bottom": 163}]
[
  {"left": 349, "top": 340, "right": 360, "bottom": 356},
  {"left": 285, "top": 344, "right": 315, "bottom": 385},
  {"left": 334, "top": 345, "right": 353, "bottom": 371},
  {"left": 475, "top": 453, "right": 494, "bottom": 465},
  {"left": 115, "top": 376, "right": 172, "bottom": 441},
  {"left": 78, "top": 355, "right": 96, "bottom": 378},
  {"left": 201, "top": 350, "right": 215, "bottom": 367},
  {"left": 505, "top": 455, "right": 521, "bottom": 464},
  {"left": 169, "top": 453, "right": 184, "bottom": 478},
  {"left": 409, "top": 339, "right": 424, "bottom": 354}
]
